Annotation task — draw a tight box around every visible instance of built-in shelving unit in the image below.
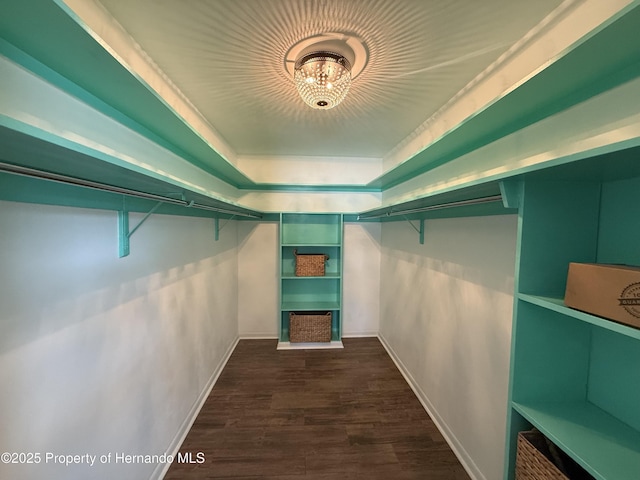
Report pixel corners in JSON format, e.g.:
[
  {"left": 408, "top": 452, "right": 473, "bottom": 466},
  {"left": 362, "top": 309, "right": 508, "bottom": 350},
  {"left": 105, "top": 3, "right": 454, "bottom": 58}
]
[
  {"left": 503, "top": 148, "right": 640, "bottom": 480},
  {"left": 278, "top": 213, "right": 343, "bottom": 350}
]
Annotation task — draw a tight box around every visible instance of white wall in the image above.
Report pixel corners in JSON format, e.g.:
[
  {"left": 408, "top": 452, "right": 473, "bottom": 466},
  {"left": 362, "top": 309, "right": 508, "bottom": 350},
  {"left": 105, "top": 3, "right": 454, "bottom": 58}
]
[
  {"left": 343, "top": 222, "right": 381, "bottom": 336},
  {"left": 237, "top": 221, "right": 279, "bottom": 338},
  {"left": 0, "top": 199, "right": 511, "bottom": 480},
  {"left": 0, "top": 201, "right": 239, "bottom": 480},
  {"left": 379, "top": 215, "right": 517, "bottom": 480},
  {"left": 236, "top": 155, "right": 382, "bottom": 185},
  {"left": 237, "top": 221, "right": 381, "bottom": 339},
  {"left": 237, "top": 190, "right": 381, "bottom": 214}
]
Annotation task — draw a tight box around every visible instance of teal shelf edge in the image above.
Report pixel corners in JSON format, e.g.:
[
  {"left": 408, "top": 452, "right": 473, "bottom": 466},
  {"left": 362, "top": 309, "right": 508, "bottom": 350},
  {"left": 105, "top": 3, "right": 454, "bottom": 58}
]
[
  {"left": 282, "top": 274, "right": 341, "bottom": 279},
  {"left": 282, "top": 243, "right": 341, "bottom": 247},
  {"left": 281, "top": 302, "right": 340, "bottom": 311},
  {"left": 276, "top": 340, "right": 344, "bottom": 350},
  {"left": 280, "top": 212, "right": 343, "bottom": 217},
  {"left": 518, "top": 293, "right": 640, "bottom": 340},
  {"left": 513, "top": 401, "right": 640, "bottom": 480}
]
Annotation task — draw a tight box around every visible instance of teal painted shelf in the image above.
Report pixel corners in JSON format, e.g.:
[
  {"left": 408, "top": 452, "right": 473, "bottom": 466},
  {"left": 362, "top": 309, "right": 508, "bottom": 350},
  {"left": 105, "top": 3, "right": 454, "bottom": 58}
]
[
  {"left": 280, "top": 213, "right": 342, "bottom": 246},
  {"left": 513, "top": 401, "right": 640, "bottom": 480},
  {"left": 518, "top": 294, "right": 640, "bottom": 341},
  {"left": 282, "top": 273, "right": 341, "bottom": 279},
  {"left": 282, "top": 242, "right": 341, "bottom": 247},
  {"left": 281, "top": 245, "right": 340, "bottom": 278},
  {"left": 281, "top": 301, "right": 341, "bottom": 311}
]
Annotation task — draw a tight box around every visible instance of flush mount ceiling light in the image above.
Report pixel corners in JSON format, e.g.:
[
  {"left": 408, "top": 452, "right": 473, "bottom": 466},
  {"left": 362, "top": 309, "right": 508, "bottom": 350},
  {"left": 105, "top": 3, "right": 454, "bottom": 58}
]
[
  {"left": 294, "top": 51, "right": 351, "bottom": 109},
  {"left": 285, "top": 33, "right": 368, "bottom": 110}
]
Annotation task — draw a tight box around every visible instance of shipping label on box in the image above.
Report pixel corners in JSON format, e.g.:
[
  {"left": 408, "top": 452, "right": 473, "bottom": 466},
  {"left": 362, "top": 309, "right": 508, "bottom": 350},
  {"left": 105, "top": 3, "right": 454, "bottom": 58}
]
[{"left": 564, "top": 263, "right": 640, "bottom": 329}]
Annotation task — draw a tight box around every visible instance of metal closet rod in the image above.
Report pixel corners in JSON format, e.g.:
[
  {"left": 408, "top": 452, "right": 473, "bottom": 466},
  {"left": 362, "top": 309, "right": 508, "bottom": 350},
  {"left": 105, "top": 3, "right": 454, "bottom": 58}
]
[
  {"left": 357, "top": 194, "right": 503, "bottom": 220},
  {"left": 0, "top": 161, "right": 262, "bottom": 219}
]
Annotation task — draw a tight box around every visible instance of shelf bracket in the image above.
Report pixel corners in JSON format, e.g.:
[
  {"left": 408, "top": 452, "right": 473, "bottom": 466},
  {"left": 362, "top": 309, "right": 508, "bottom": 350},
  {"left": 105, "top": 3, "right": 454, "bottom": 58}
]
[
  {"left": 499, "top": 180, "right": 523, "bottom": 209},
  {"left": 402, "top": 215, "right": 425, "bottom": 244},
  {"left": 118, "top": 200, "right": 164, "bottom": 257},
  {"left": 214, "top": 215, "right": 236, "bottom": 241}
]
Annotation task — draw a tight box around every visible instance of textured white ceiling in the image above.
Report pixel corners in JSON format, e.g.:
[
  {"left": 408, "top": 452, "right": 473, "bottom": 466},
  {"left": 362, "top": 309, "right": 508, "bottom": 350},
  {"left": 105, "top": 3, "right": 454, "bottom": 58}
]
[{"left": 96, "top": 0, "right": 564, "bottom": 159}]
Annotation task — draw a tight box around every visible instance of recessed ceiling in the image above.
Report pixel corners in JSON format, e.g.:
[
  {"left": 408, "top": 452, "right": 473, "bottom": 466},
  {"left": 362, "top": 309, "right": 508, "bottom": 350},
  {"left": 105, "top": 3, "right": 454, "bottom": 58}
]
[{"left": 95, "top": 0, "right": 564, "bottom": 159}]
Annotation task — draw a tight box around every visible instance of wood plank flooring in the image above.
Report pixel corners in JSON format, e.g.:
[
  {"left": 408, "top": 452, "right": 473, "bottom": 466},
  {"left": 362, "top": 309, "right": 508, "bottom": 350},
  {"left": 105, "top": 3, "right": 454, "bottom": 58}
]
[{"left": 164, "top": 337, "right": 471, "bottom": 479}]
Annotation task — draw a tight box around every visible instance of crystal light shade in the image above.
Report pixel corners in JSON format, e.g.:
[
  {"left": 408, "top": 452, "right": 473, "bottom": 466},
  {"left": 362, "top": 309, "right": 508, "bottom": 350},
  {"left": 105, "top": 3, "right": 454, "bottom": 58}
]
[{"left": 294, "top": 52, "right": 352, "bottom": 109}]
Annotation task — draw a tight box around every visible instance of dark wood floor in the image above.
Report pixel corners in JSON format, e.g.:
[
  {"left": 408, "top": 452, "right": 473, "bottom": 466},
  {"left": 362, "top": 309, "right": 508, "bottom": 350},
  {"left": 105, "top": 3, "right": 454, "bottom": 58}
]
[{"left": 164, "top": 337, "right": 471, "bottom": 479}]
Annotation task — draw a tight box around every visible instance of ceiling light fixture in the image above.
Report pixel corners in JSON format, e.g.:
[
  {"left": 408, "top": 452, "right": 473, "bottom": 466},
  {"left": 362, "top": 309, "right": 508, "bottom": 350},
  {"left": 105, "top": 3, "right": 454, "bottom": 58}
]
[{"left": 294, "top": 51, "right": 352, "bottom": 109}]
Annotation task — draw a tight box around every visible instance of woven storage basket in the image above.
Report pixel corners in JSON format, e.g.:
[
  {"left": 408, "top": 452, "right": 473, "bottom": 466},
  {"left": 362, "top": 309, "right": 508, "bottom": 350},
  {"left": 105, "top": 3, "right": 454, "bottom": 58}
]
[
  {"left": 294, "top": 249, "right": 329, "bottom": 277},
  {"left": 516, "top": 430, "right": 568, "bottom": 480},
  {"left": 289, "top": 311, "right": 332, "bottom": 343}
]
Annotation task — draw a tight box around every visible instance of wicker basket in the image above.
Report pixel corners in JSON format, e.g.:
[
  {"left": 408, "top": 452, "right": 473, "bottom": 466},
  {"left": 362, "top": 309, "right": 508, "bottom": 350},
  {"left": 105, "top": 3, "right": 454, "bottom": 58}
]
[
  {"left": 294, "top": 249, "right": 329, "bottom": 277},
  {"left": 516, "top": 430, "right": 568, "bottom": 480},
  {"left": 289, "top": 311, "right": 332, "bottom": 343}
]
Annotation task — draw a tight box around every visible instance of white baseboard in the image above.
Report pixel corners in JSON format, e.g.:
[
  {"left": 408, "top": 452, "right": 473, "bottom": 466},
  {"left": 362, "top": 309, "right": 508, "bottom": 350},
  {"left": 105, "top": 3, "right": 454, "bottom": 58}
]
[
  {"left": 240, "top": 333, "right": 377, "bottom": 340},
  {"left": 277, "top": 340, "right": 344, "bottom": 350},
  {"left": 377, "top": 333, "right": 484, "bottom": 480},
  {"left": 342, "top": 331, "right": 378, "bottom": 338},
  {"left": 151, "top": 335, "right": 240, "bottom": 480},
  {"left": 240, "top": 332, "right": 378, "bottom": 340},
  {"left": 238, "top": 334, "right": 279, "bottom": 340}
]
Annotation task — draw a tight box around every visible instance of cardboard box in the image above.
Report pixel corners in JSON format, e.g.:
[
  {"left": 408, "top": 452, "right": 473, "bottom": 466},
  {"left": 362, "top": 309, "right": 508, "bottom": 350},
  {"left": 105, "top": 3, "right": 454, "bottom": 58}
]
[{"left": 565, "top": 263, "right": 640, "bottom": 329}]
